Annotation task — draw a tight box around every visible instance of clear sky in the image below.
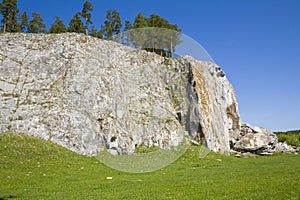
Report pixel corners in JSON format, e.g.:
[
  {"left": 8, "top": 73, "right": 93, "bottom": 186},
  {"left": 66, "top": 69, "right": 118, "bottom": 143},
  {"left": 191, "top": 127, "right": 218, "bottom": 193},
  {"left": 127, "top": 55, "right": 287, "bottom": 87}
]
[{"left": 16, "top": 0, "right": 300, "bottom": 131}]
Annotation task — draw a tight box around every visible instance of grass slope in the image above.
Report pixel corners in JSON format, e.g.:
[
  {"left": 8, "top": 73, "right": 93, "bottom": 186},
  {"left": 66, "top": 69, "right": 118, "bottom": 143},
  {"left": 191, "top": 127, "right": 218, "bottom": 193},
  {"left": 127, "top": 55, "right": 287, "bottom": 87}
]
[{"left": 0, "top": 132, "right": 299, "bottom": 200}]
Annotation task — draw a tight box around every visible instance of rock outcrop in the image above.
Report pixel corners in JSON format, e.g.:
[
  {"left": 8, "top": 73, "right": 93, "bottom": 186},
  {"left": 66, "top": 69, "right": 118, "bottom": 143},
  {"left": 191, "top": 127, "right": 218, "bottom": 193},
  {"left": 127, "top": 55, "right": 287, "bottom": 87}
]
[
  {"left": 232, "top": 123, "right": 278, "bottom": 154},
  {"left": 181, "top": 58, "right": 241, "bottom": 155},
  {"left": 234, "top": 133, "right": 277, "bottom": 152},
  {"left": 0, "top": 33, "right": 267, "bottom": 156}
]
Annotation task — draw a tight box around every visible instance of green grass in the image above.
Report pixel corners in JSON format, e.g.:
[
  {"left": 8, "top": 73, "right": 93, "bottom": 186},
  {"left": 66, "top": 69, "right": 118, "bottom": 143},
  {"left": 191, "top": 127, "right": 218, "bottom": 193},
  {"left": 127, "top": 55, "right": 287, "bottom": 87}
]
[
  {"left": 134, "top": 144, "right": 160, "bottom": 153},
  {"left": 0, "top": 132, "right": 299, "bottom": 200}
]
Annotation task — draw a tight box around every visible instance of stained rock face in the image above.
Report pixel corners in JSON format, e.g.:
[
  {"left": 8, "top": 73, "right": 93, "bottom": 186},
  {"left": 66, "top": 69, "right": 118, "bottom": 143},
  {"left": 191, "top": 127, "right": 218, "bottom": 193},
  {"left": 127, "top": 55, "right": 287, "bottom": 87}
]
[
  {"left": 0, "top": 33, "right": 242, "bottom": 155},
  {"left": 180, "top": 57, "right": 241, "bottom": 155}
]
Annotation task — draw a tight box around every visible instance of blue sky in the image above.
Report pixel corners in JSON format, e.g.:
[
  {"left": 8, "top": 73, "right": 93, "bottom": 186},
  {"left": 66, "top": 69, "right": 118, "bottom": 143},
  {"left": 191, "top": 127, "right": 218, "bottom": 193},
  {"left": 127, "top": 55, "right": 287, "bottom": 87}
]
[{"left": 17, "top": 0, "right": 300, "bottom": 131}]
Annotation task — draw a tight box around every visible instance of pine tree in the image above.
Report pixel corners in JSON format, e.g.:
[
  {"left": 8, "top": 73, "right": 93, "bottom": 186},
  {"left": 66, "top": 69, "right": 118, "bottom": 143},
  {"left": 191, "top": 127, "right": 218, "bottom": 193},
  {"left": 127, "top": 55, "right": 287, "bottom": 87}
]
[
  {"left": 123, "top": 20, "right": 132, "bottom": 32},
  {"left": 90, "top": 25, "right": 100, "bottom": 38},
  {"left": 67, "top": 13, "right": 85, "bottom": 33},
  {"left": 129, "top": 13, "right": 148, "bottom": 49},
  {"left": 148, "top": 14, "right": 169, "bottom": 28},
  {"left": 19, "top": 11, "right": 28, "bottom": 32},
  {"left": 100, "top": 9, "right": 122, "bottom": 39},
  {"left": 0, "top": 0, "right": 20, "bottom": 32},
  {"left": 133, "top": 12, "right": 148, "bottom": 28},
  {"left": 27, "top": 12, "right": 46, "bottom": 33},
  {"left": 49, "top": 16, "right": 67, "bottom": 33},
  {"left": 147, "top": 14, "right": 181, "bottom": 57},
  {"left": 131, "top": 13, "right": 181, "bottom": 57},
  {"left": 79, "top": 1, "right": 93, "bottom": 35},
  {"left": 115, "top": 20, "right": 133, "bottom": 45}
]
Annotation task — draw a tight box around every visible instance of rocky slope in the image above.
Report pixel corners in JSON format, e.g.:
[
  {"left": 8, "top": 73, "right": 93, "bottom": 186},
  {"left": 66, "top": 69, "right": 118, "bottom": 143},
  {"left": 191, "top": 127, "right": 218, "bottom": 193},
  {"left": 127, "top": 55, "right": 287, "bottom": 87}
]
[{"left": 0, "top": 33, "right": 276, "bottom": 156}]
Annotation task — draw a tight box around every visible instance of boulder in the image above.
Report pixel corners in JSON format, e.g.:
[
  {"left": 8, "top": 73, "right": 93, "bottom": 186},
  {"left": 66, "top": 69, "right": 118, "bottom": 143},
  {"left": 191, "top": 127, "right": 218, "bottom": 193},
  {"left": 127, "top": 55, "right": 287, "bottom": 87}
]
[
  {"left": 275, "top": 142, "right": 298, "bottom": 154},
  {"left": 233, "top": 132, "right": 278, "bottom": 153},
  {"left": 240, "top": 123, "right": 273, "bottom": 135}
]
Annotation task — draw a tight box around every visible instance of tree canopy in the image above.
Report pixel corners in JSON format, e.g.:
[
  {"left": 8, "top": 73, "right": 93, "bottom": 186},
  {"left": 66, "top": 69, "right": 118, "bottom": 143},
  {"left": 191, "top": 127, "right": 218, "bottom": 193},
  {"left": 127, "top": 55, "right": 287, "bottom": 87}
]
[
  {"left": 130, "top": 12, "right": 181, "bottom": 57},
  {"left": 100, "top": 9, "right": 122, "bottom": 39},
  {"left": 123, "top": 20, "right": 132, "bottom": 32},
  {"left": 0, "top": 1, "right": 182, "bottom": 57},
  {"left": 0, "top": 0, "right": 19, "bottom": 32},
  {"left": 79, "top": 1, "right": 93, "bottom": 35},
  {"left": 133, "top": 12, "right": 148, "bottom": 29},
  {"left": 27, "top": 12, "right": 46, "bottom": 33},
  {"left": 49, "top": 16, "right": 67, "bottom": 33},
  {"left": 68, "top": 13, "right": 85, "bottom": 33},
  {"left": 20, "top": 11, "right": 28, "bottom": 32}
]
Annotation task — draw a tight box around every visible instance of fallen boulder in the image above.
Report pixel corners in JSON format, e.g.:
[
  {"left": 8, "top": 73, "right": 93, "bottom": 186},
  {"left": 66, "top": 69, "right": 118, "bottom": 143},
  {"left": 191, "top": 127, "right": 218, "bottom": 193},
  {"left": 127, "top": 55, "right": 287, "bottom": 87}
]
[{"left": 233, "top": 132, "right": 278, "bottom": 153}]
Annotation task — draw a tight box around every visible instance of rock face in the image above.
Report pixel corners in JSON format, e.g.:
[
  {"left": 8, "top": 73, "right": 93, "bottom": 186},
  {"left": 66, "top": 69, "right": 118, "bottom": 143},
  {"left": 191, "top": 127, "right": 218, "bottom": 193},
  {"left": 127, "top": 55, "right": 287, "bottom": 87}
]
[
  {"left": 181, "top": 58, "right": 241, "bottom": 155},
  {"left": 0, "top": 33, "right": 243, "bottom": 156}
]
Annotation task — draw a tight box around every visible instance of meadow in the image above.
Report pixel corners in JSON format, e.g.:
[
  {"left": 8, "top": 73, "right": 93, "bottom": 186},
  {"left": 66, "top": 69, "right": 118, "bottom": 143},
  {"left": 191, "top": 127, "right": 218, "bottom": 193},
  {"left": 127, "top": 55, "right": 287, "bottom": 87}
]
[{"left": 0, "top": 132, "right": 299, "bottom": 200}]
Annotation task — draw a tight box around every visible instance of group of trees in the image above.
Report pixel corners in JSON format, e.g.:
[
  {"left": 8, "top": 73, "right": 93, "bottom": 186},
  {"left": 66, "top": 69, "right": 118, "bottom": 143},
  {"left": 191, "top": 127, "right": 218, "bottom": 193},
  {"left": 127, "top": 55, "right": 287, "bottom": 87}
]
[
  {"left": 0, "top": 0, "right": 181, "bottom": 57},
  {"left": 0, "top": 0, "right": 46, "bottom": 33},
  {"left": 130, "top": 13, "right": 181, "bottom": 57}
]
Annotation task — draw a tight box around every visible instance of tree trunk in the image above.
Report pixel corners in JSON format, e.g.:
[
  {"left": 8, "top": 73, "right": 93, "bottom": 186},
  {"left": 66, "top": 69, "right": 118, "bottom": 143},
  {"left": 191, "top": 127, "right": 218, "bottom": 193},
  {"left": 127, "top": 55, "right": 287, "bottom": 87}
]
[
  {"left": 3, "top": 22, "right": 6, "bottom": 33},
  {"left": 85, "top": 17, "right": 88, "bottom": 35},
  {"left": 170, "top": 36, "right": 173, "bottom": 58}
]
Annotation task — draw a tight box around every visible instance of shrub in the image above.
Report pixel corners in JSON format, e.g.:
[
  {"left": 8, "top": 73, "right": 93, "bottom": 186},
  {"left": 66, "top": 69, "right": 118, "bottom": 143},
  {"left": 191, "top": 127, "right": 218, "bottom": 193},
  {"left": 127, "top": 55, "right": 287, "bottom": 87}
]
[
  {"left": 277, "top": 134, "right": 287, "bottom": 143},
  {"left": 275, "top": 130, "right": 300, "bottom": 147}
]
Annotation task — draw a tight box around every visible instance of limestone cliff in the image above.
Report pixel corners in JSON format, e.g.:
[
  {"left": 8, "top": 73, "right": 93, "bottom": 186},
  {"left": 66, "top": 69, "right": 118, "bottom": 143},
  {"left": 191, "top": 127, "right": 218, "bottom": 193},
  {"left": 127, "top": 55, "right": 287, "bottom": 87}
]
[{"left": 0, "top": 33, "right": 241, "bottom": 155}]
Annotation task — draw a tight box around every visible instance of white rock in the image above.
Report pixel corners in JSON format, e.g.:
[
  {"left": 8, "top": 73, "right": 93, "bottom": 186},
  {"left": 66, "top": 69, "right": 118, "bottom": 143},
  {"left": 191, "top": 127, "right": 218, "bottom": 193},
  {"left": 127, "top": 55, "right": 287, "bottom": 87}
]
[
  {"left": 0, "top": 33, "right": 242, "bottom": 156},
  {"left": 234, "top": 132, "right": 278, "bottom": 152}
]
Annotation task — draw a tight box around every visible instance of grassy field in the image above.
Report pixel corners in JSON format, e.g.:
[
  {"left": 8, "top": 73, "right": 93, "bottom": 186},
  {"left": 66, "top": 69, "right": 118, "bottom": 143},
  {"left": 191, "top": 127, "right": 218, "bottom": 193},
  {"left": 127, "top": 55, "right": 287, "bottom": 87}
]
[{"left": 0, "top": 132, "right": 299, "bottom": 200}]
